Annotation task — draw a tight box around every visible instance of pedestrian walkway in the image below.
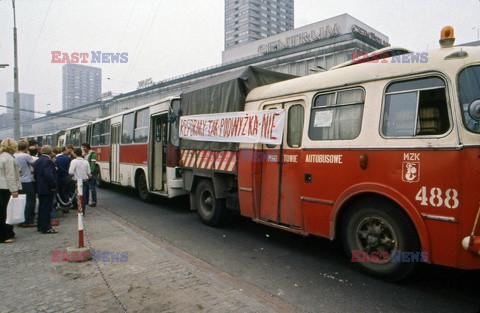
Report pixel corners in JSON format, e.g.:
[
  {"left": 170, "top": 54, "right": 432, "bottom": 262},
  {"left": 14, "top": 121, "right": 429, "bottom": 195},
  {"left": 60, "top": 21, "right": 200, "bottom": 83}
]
[{"left": 0, "top": 206, "right": 292, "bottom": 313}]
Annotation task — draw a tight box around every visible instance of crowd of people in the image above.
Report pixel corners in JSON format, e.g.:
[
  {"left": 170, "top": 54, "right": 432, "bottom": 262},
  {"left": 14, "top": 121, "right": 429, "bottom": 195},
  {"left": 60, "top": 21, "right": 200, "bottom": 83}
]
[{"left": 0, "top": 138, "right": 97, "bottom": 243}]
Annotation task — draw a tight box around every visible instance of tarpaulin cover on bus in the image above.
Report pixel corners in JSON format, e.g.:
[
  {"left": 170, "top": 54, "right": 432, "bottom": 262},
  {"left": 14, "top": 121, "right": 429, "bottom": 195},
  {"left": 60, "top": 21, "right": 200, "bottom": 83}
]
[{"left": 179, "top": 66, "right": 296, "bottom": 151}]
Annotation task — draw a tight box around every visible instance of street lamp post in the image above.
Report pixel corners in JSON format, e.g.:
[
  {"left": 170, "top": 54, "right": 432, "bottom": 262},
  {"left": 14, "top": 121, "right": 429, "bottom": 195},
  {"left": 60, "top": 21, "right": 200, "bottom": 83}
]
[{"left": 12, "top": 0, "right": 20, "bottom": 140}]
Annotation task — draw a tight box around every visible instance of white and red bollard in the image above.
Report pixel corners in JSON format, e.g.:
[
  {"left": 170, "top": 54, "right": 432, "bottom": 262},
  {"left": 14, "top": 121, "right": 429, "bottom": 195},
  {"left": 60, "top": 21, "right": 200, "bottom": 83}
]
[
  {"left": 67, "top": 180, "right": 92, "bottom": 262},
  {"left": 462, "top": 204, "right": 480, "bottom": 256}
]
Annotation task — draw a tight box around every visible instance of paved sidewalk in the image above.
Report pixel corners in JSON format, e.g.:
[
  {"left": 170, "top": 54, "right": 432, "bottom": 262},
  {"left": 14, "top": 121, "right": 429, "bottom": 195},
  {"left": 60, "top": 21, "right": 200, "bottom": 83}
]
[{"left": 0, "top": 206, "right": 294, "bottom": 313}]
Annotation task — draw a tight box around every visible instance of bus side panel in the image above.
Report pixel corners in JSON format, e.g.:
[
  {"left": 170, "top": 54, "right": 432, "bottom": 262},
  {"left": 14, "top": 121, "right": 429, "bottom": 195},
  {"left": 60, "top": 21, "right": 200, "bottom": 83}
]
[
  {"left": 280, "top": 149, "right": 304, "bottom": 227},
  {"left": 166, "top": 143, "right": 179, "bottom": 167},
  {"left": 457, "top": 147, "right": 480, "bottom": 269},
  {"left": 237, "top": 149, "right": 256, "bottom": 218},
  {"left": 302, "top": 150, "right": 365, "bottom": 238},
  {"left": 119, "top": 144, "right": 148, "bottom": 165},
  {"left": 302, "top": 149, "right": 465, "bottom": 268},
  {"left": 93, "top": 146, "right": 111, "bottom": 164}
]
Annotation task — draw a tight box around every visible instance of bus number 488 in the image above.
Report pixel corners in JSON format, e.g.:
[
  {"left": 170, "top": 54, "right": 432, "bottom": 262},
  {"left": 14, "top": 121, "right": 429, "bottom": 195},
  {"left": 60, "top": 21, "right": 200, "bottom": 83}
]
[{"left": 415, "top": 186, "right": 459, "bottom": 209}]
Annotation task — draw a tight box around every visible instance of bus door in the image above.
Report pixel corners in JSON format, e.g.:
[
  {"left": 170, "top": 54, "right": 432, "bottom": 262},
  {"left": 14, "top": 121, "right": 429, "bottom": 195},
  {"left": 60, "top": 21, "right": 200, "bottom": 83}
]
[
  {"left": 150, "top": 114, "right": 168, "bottom": 191},
  {"left": 259, "top": 102, "right": 305, "bottom": 229},
  {"left": 110, "top": 123, "right": 121, "bottom": 183}
]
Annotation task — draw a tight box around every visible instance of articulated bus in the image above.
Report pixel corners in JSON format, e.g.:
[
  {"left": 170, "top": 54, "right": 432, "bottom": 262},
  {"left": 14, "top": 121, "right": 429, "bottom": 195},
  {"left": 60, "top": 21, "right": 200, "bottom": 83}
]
[
  {"left": 23, "top": 130, "right": 65, "bottom": 150},
  {"left": 179, "top": 28, "right": 480, "bottom": 280},
  {"left": 88, "top": 97, "right": 186, "bottom": 200},
  {"left": 65, "top": 123, "right": 90, "bottom": 148}
]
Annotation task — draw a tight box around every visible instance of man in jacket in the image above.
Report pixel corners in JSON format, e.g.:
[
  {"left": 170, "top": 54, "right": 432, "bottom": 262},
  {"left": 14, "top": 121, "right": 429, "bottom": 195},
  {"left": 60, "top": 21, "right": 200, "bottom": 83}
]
[{"left": 34, "top": 145, "right": 58, "bottom": 234}]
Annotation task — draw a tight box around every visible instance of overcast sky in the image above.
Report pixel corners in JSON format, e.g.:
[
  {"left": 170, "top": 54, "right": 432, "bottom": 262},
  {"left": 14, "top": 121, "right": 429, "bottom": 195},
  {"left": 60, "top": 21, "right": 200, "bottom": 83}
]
[{"left": 0, "top": 0, "right": 479, "bottom": 116}]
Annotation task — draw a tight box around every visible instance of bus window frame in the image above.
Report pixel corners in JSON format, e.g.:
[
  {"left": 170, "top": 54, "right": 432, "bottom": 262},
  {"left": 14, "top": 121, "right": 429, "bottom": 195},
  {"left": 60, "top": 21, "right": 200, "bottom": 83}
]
[
  {"left": 134, "top": 108, "right": 150, "bottom": 144},
  {"left": 380, "top": 74, "right": 453, "bottom": 139},
  {"left": 308, "top": 87, "right": 365, "bottom": 141},
  {"left": 121, "top": 112, "right": 135, "bottom": 144}
]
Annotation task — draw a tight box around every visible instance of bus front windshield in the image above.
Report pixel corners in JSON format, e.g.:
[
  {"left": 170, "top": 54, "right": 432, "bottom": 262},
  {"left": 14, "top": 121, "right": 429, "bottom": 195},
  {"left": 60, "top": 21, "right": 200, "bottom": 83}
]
[{"left": 458, "top": 65, "right": 480, "bottom": 133}]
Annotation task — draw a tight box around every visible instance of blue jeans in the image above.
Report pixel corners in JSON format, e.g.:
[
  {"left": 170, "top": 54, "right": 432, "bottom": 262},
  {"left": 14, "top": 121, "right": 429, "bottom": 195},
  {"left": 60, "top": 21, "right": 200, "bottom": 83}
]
[
  {"left": 85, "top": 178, "right": 97, "bottom": 205},
  {"left": 82, "top": 183, "right": 89, "bottom": 212}
]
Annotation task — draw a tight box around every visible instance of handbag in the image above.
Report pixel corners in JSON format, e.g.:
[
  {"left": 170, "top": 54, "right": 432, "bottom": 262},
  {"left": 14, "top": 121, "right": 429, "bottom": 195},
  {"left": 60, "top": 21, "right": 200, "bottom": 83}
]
[{"left": 6, "top": 194, "right": 26, "bottom": 225}]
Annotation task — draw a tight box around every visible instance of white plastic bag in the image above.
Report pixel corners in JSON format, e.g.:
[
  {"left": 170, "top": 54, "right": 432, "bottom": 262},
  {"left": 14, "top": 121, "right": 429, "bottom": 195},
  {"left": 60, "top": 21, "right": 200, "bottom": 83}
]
[{"left": 6, "top": 194, "right": 26, "bottom": 225}]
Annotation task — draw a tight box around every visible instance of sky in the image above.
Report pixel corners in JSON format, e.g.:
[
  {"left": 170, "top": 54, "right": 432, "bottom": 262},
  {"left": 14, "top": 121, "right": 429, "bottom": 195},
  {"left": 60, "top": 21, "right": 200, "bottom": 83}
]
[{"left": 0, "top": 0, "right": 479, "bottom": 117}]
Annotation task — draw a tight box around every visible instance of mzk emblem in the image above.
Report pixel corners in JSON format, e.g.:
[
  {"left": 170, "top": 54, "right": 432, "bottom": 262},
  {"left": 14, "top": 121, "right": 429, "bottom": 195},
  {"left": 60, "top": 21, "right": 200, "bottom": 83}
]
[{"left": 402, "top": 162, "right": 420, "bottom": 183}]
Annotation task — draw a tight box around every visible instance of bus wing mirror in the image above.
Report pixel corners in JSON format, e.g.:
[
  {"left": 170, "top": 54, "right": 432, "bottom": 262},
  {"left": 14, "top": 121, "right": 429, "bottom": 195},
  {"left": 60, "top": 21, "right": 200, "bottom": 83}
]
[
  {"left": 468, "top": 99, "right": 480, "bottom": 121},
  {"left": 168, "top": 113, "right": 177, "bottom": 123}
]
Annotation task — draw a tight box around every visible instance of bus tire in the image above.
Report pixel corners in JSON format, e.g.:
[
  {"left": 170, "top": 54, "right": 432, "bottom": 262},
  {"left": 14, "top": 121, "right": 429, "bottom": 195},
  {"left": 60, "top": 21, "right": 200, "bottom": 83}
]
[
  {"left": 137, "top": 171, "right": 154, "bottom": 202},
  {"left": 94, "top": 166, "right": 105, "bottom": 188},
  {"left": 341, "top": 199, "right": 420, "bottom": 281},
  {"left": 195, "top": 179, "right": 226, "bottom": 227}
]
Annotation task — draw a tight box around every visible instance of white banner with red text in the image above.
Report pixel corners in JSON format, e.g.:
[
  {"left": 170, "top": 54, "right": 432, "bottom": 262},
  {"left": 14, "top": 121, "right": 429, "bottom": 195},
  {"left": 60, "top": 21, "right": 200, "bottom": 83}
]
[{"left": 179, "top": 109, "right": 285, "bottom": 145}]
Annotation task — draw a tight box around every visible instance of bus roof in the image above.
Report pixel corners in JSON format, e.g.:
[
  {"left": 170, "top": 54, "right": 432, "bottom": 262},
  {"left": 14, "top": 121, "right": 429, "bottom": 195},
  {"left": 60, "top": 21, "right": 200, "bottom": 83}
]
[
  {"left": 246, "top": 45, "right": 480, "bottom": 103},
  {"left": 90, "top": 95, "right": 180, "bottom": 125}
]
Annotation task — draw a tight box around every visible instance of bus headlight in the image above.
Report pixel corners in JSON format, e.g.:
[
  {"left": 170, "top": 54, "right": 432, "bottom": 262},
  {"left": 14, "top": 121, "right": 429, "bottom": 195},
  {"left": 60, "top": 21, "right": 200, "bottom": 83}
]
[{"left": 175, "top": 166, "right": 183, "bottom": 178}]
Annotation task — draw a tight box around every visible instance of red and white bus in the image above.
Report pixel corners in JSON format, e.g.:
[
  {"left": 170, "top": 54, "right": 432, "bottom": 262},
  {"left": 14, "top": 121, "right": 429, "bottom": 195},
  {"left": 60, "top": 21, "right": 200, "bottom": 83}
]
[
  {"left": 179, "top": 28, "right": 480, "bottom": 280},
  {"left": 89, "top": 97, "right": 187, "bottom": 200}
]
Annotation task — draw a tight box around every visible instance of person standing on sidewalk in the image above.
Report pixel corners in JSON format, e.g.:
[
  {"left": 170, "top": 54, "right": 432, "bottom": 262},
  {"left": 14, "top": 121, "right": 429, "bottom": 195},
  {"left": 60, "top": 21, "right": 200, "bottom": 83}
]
[
  {"left": 82, "top": 143, "right": 97, "bottom": 207},
  {"left": 14, "top": 140, "right": 36, "bottom": 228},
  {"left": 69, "top": 148, "right": 91, "bottom": 214},
  {"left": 55, "top": 145, "right": 75, "bottom": 210},
  {"left": 34, "top": 145, "right": 58, "bottom": 234},
  {"left": 0, "top": 138, "right": 22, "bottom": 243}
]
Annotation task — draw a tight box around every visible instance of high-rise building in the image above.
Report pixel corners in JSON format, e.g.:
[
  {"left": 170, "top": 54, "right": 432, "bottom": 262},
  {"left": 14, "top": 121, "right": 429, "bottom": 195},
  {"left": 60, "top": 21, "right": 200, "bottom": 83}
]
[
  {"left": 62, "top": 64, "right": 101, "bottom": 111},
  {"left": 225, "top": 0, "right": 294, "bottom": 49},
  {"left": 5, "top": 92, "right": 35, "bottom": 125}
]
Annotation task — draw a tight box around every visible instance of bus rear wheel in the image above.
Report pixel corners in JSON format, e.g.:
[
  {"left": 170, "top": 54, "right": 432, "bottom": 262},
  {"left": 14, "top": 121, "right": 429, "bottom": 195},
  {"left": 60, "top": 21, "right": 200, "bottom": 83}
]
[
  {"left": 341, "top": 199, "right": 420, "bottom": 281},
  {"left": 195, "top": 179, "right": 226, "bottom": 227},
  {"left": 137, "top": 171, "right": 154, "bottom": 202}
]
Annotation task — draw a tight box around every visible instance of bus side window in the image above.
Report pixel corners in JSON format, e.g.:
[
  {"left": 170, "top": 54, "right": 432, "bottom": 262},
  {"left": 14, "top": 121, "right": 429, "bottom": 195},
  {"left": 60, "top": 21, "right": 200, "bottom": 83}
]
[
  {"left": 122, "top": 112, "right": 135, "bottom": 144},
  {"left": 134, "top": 108, "right": 149, "bottom": 143},
  {"left": 308, "top": 88, "right": 364, "bottom": 140},
  {"left": 382, "top": 77, "right": 450, "bottom": 137},
  {"left": 101, "top": 120, "right": 111, "bottom": 146},
  {"left": 287, "top": 105, "right": 304, "bottom": 148}
]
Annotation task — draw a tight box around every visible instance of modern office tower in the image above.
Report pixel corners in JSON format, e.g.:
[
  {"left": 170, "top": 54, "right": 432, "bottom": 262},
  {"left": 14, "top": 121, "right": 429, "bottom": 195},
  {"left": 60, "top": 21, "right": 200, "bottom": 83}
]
[
  {"left": 225, "top": 0, "right": 294, "bottom": 49},
  {"left": 5, "top": 92, "right": 35, "bottom": 124},
  {"left": 62, "top": 64, "right": 101, "bottom": 110}
]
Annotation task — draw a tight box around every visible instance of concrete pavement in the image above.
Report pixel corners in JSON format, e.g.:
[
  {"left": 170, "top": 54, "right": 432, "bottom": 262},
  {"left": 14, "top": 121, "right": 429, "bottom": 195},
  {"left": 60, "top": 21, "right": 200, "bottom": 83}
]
[{"left": 0, "top": 204, "right": 296, "bottom": 313}]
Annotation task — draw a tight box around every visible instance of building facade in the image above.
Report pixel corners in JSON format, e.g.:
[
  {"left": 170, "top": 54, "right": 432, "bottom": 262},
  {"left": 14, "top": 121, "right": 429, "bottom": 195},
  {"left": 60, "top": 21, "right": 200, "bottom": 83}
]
[
  {"left": 222, "top": 13, "right": 389, "bottom": 74},
  {"left": 225, "top": 0, "right": 294, "bottom": 49},
  {"left": 62, "top": 64, "right": 101, "bottom": 111}
]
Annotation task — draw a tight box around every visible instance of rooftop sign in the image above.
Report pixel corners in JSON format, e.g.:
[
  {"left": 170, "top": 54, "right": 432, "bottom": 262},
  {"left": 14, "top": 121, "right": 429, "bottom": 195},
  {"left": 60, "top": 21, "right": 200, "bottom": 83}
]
[{"left": 222, "top": 14, "right": 389, "bottom": 63}]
